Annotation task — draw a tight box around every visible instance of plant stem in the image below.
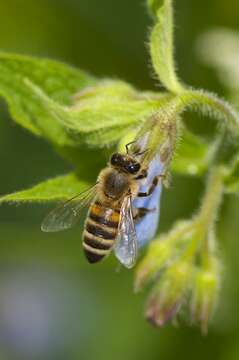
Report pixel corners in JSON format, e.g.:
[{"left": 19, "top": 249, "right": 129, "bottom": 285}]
[{"left": 197, "top": 166, "right": 225, "bottom": 263}]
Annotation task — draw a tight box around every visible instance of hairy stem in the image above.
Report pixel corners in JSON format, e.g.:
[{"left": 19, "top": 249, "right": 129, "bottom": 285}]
[{"left": 197, "top": 167, "right": 225, "bottom": 263}]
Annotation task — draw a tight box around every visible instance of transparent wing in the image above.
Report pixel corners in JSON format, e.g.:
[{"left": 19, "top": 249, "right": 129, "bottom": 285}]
[
  {"left": 41, "top": 185, "right": 98, "bottom": 233},
  {"left": 114, "top": 196, "right": 138, "bottom": 269}
]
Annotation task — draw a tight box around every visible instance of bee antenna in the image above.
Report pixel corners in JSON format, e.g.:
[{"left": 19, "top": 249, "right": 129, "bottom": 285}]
[
  {"left": 125, "top": 140, "right": 137, "bottom": 154},
  {"left": 134, "top": 148, "right": 149, "bottom": 157}
]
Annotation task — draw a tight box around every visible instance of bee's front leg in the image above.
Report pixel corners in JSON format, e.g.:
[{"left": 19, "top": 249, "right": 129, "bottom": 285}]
[
  {"left": 133, "top": 207, "right": 156, "bottom": 221},
  {"left": 134, "top": 168, "right": 148, "bottom": 180},
  {"left": 137, "top": 175, "right": 162, "bottom": 197}
]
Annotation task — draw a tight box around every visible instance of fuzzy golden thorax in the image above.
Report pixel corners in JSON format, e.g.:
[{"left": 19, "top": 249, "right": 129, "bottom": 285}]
[
  {"left": 97, "top": 167, "right": 139, "bottom": 206},
  {"left": 96, "top": 151, "right": 144, "bottom": 206}
]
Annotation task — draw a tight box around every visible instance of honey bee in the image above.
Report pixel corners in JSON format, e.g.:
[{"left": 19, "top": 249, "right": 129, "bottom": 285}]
[{"left": 41, "top": 141, "right": 164, "bottom": 268}]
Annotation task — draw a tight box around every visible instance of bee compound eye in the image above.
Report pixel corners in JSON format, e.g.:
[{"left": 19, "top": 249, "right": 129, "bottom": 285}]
[
  {"left": 127, "top": 163, "right": 140, "bottom": 174},
  {"left": 110, "top": 153, "right": 120, "bottom": 165}
]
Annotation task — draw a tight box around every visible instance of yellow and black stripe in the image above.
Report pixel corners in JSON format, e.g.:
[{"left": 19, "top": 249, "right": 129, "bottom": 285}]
[{"left": 83, "top": 201, "right": 120, "bottom": 263}]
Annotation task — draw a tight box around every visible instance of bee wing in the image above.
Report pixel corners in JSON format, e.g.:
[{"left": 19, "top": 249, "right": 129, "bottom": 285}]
[
  {"left": 114, "top": 196, "right": 138, "bottom": 269},
  {"left": 41, "top": 184, "right": 98, "bottom": 233}
]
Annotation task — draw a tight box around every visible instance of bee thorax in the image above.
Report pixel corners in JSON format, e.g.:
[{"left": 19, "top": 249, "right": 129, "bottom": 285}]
[{"left": 102, "top": 169, "right": 130, "bottom": 199}]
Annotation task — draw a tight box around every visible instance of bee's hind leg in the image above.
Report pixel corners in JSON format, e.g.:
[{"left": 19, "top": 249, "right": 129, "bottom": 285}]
[{"left": 133, "top": 207, "right": 156, "bottom": 222}]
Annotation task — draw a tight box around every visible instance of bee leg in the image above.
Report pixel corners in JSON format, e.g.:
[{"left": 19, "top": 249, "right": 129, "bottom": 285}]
[
  {"left": 135, "top": 168, "right": 148, "bottom": 180},
  {"left": 125, "top": 141, "right": 149, "bottom": 157},
  {"left": 126, "top": 140, "right": 137, "bottom": 154},
  {"left": 133, "top": 207, "right": 156, "bottom": 221},
  {"left": 137, "top": 175, "right": 162, "bottom": 197}
]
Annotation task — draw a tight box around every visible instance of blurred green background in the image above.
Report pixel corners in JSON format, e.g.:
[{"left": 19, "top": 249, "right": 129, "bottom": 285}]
[{"left": 0, "top": 0, "right": 239, "bottom": 359}]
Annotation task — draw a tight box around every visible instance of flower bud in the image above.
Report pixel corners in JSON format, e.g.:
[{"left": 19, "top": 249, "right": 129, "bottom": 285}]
[
  {"left": 145, "top": 260, "right": 193, "bottom": 326},
  {"left": 135, "top": 220, "right": 194, "bottom": 292},
  {"left": 190, "top": 259, "right": 220, "bottom": 335},
  {"left": 134, "top": 241, "right": 172, "bottom": 292},
  {"left": 135, "top": 221, "right": 192, "bottom": 291}
]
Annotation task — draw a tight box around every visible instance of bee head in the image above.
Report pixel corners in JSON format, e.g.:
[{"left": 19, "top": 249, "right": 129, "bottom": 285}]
[{"left": 110, "top": 153, "right": 141, "bottom": 174}]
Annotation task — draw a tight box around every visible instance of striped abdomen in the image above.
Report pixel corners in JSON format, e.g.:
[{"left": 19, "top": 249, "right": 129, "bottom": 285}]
[{"left": 83, "top": 201, "right": 120, "bottom": 264}]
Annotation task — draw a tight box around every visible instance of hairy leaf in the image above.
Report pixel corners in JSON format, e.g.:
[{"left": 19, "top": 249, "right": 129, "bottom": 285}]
[
  {"left": 26, "top": 79, "right": 170, "bottom": 146},
  {"left": 149, "top": 0, "right": 183, "bottom": 93},
  {"left": 0, "top": 52, "right": 95, "bottom": 144},
  {"left": 0, "top": 173, "right": 90, "bottom": 203}
]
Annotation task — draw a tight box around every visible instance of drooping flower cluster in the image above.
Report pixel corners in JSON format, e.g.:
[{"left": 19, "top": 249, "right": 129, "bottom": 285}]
[{"left": 135, "top": 167, "right": 224, "bottom": 333}]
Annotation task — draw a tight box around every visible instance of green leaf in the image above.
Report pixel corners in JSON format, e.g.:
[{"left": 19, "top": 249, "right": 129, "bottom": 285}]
[
  {"left": 149, "top": 0, "right": 183, "bottom": 93},
  {"left": 0, "top": 173, "right": 90, "bottom": 203},
  {"left": 172, "top": 126, "right": 218, "bottom": 176},
  {"left": 26, "top": 79, "right": 170, "bottom": 147},
  {"left": 0, "top": 53, "right": 175, "bottom": 149},
  {"left": 0, "top": 52, "right": 95, "bottom": 144}
]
